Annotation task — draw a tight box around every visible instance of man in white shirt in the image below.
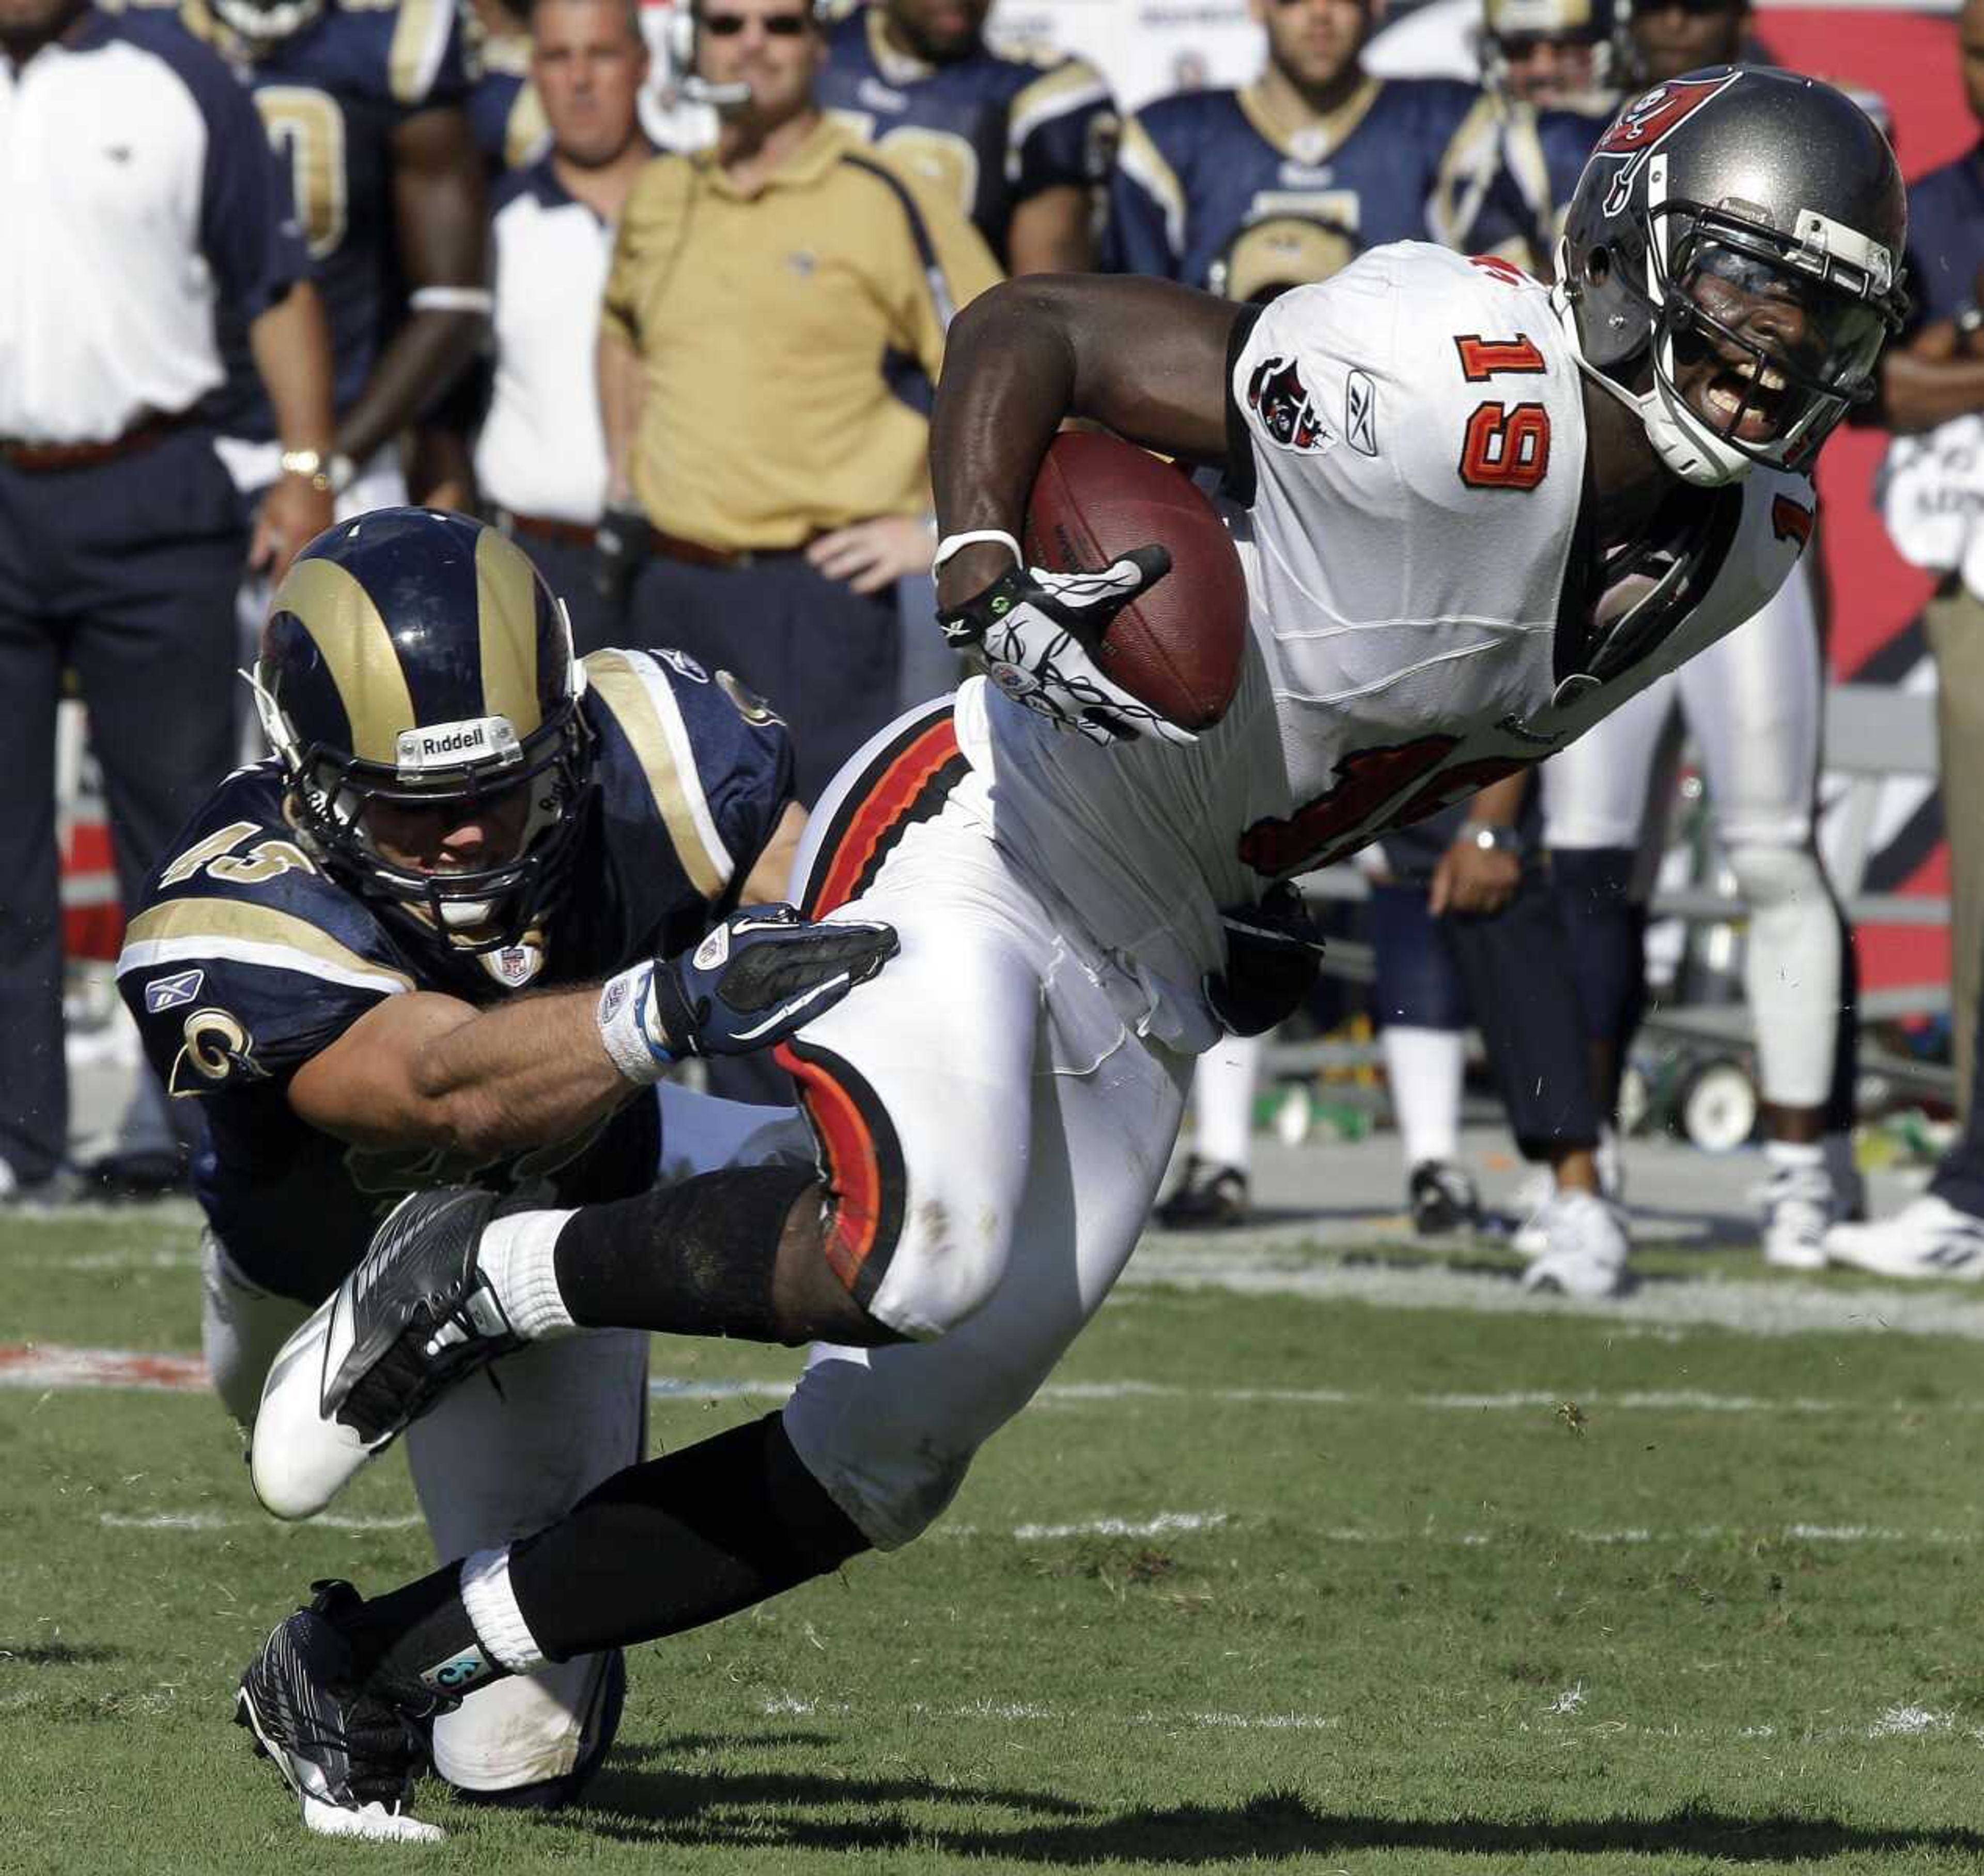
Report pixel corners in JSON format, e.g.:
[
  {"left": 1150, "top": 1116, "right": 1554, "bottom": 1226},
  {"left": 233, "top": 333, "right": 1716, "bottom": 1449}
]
[
  {"left": 471, "top": 0, "right": 654, "bottom": 650},
  {"left": 0, "top": 0, "right": 335, "bottom": 1203}
]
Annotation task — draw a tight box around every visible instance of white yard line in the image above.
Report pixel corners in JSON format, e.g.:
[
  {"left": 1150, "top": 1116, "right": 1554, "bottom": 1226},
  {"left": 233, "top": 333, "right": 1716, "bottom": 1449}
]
[
  {"left": 9, "top": 1343, "right": 1984, "bottom": 1423},
  {"left": 1120, "top": 1241, "right": 1984, "bottom": 1342},
  {"left": 753, "top": 1691, "right": 1984, "bottom": 1748}
]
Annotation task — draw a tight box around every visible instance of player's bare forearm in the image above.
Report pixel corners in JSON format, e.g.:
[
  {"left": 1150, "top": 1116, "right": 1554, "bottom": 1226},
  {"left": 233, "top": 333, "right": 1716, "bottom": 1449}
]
[
  {"left": 929, "top": 274, "right": 1237, "bottom": 605},
  {"left": 1881, "top": 336, "right": 1984, "bottom": 435},
  {"left": 338, "top": 311, "right": 485, "bottom": 466},
  {"left": 1006, "top": 187, "right": 1096, "bottom": 275},
  {"left": 288, "top": 988, "right": 631, "bottom": 1161},
  {"left": 336, "top": 105, "right": 488, "bottom": 466}
]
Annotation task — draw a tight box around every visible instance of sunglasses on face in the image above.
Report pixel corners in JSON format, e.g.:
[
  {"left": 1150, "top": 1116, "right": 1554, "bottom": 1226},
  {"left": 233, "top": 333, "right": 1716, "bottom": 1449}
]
[{"left": 701, "top": 9, "right": 811, "bottom": 34}]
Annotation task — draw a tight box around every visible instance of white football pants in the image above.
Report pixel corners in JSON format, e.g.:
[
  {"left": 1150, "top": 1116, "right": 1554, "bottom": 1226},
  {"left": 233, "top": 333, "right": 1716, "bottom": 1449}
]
[{"left": 772, "top": 705, "right": 1192, "bottom": 1550}]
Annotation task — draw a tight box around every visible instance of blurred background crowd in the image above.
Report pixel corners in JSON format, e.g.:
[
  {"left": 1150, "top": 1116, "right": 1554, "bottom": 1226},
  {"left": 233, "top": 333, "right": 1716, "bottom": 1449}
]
[{"left": 6, "top": 0, "right": 1983, "bottom": 1281}]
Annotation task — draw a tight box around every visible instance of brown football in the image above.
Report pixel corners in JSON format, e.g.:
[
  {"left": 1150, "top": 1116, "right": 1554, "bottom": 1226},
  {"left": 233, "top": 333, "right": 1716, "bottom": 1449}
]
[{"left": 1022, "top": 431, "right": 1249, "bottom": 733}]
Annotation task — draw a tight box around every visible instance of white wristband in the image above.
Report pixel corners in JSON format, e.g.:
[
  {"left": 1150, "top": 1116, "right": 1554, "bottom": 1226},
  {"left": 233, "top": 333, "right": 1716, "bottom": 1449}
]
[
  {"left": 409, "top": 285, "right": 495, "bottom": 316},
  {"left": 597, "top": 963, "right": 667, "bottom": 1085},
  {"left": 932, "top": 529, "right": 1024, "bottom": 576}
]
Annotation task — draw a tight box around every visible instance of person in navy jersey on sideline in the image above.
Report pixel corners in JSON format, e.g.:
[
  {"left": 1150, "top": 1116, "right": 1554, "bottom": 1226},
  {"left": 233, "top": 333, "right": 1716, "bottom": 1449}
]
[
  {"left": 176, "top": 0, "right": 490, "bottom": 525},
  {"left": 0, "top": 0, "right": 336, "bottom": 1204},
  {"left": 817, "top": 0, "right": 1115, "bottom": 274},
  {"left": 1104, "top": 0, "right": 1518, "bottom": 292},
  {"left": 473, "top": 0, "right": 656, "bottom": 652}
]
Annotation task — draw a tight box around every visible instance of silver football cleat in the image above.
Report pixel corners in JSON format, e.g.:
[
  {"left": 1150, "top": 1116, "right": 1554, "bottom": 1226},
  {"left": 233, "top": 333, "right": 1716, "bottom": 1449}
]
[{"left": 251, "top": 1186, "right": 516, "bottom": 1520}]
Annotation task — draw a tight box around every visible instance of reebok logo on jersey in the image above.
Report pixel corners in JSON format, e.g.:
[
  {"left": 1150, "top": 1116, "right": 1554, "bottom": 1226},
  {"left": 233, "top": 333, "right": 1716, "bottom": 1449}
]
[
  {"left": 1345, "top": 370, "right": 1378, "bottom": 458},
  {"left": 1247, "top": 355, "right": 1329, "bottom": 453},
  {"left": 657, "top": 647, "right": 708, "bottom": 684},
  {"left": 145, "top": 969, "right": 204, "bottom": 1014}
]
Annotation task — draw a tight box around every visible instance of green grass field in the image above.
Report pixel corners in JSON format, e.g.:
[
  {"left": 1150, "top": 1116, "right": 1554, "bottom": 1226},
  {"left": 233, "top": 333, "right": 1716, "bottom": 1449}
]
[{"left": 7, "top": 1202, "right": 1984, "bottom": 1872}]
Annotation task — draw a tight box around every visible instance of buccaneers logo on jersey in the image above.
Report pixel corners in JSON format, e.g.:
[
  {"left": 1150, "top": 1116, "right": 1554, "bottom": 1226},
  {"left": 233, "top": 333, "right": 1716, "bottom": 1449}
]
[{"left": 1247, "top": 354, "right": 1329, "bottom": 453}]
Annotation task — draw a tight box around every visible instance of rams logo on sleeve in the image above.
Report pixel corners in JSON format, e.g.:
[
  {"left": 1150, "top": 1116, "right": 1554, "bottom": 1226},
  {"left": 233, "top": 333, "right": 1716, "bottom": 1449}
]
[{"left": 168, "top": 1007, "right": 266, "bottom": 1095}]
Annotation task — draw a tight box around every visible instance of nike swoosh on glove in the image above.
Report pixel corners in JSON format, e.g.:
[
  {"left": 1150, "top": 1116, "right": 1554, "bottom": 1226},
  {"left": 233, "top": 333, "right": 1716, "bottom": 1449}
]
[
  {"left": 643, "top": 905, "right": 898, "bottom": 1059},
  {"left": 937, "top": 547, "right": 1195, "bottom": 747}
]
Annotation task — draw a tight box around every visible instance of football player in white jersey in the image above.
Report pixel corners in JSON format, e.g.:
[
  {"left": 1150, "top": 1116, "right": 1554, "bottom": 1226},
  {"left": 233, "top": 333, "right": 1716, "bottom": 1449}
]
[{"left": 226, "top": 68, "right": 1904, "bottom": 1836}]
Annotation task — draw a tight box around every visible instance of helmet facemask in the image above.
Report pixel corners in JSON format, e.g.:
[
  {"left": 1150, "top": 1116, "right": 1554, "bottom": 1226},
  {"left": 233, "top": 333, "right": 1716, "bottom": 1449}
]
[{"left": 1630, "top": 184, "right": 1896, "bottom": 484}]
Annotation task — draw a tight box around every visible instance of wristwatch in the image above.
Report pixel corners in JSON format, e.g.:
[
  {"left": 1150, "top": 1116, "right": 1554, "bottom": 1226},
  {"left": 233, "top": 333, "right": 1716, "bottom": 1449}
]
[
  {"left": 278, "top": 448, "right": 355, "bottom": 495},
  {"left": 1457, "top": 820, "right": 1524, "bottom": 856}
]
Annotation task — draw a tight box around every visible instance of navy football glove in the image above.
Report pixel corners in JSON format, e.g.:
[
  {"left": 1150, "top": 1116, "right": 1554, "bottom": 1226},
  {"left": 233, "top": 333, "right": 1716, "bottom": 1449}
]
[{"left": 643, "top": 905, "right": 898, "bottom": 1061}]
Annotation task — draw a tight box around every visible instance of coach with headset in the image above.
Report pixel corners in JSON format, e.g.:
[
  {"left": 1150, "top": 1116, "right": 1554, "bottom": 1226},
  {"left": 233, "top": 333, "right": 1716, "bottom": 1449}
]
[{"left": 595, "top": 0, "right": 1001, "bottom": 808}]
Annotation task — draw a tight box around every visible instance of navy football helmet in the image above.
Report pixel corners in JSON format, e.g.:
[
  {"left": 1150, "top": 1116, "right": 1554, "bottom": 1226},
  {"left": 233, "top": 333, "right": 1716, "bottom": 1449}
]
[{"left": 251, "top": 509, "right": 593, "bottom": 955}]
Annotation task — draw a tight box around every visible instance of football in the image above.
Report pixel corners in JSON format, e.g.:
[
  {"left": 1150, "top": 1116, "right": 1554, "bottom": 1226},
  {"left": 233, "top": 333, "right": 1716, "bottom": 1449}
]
[{"left": 1023, "top": 431, "right": 1249, "bottom": 734}]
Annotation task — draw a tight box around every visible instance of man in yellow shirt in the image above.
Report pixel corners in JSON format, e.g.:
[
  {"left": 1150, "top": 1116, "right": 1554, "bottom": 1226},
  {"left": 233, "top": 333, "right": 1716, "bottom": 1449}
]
[{"left": 597, "top": 0, "right": 1000, "bottom": 803}]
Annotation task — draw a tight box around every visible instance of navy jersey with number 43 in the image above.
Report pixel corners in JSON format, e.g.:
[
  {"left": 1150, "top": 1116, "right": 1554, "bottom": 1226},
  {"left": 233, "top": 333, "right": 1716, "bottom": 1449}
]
[
  {"left": 816, "top": 6, "right": 1115, "bottom": 262},
  {"left": 173, "top": 0, "right": 474, "bottom": 440},
  {"left": 118, "top": 648, "right": 793, "bottom": 1305},
  {"left": 1106, "top": 74, "right": 1516, "bottom": 293}
]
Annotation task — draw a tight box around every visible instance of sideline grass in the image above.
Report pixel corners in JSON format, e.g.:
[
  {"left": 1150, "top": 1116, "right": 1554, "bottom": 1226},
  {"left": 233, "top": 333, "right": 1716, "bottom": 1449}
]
[{"left": 5, "top": 1205, "right": 1984, "bottom": 1872}]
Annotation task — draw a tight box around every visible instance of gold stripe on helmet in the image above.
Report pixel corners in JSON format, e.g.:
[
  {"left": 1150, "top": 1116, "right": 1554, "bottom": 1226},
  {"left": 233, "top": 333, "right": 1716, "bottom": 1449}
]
[
  {"left": 274, "top": 555, "right": 416, "bottom": 767},
  {"left": 474, "top": 526, "right": 548, "bottom": 739}
]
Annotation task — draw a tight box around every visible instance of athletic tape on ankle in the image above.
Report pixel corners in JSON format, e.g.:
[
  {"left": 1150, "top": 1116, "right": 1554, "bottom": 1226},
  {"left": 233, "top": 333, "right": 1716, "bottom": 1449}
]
[
  {"left": 460, "top": 1545, "right": 547, "bottom": 1673},
  {"left": 597, "top": 963, "right": 667, "bottom": 1085}
]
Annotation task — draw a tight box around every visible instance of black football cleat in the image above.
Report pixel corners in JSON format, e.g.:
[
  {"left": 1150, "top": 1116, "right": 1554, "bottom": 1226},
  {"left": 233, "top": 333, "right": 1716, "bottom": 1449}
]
[
  {"left": 251, "top": 1187, "right": 518, "bottom": 1520},
  {"left": 235, "top": 1579, "right": 449, "bottom": 1842},
  {"left": 1154, "top": 1156, "right": 1251, "bottom": 1230},
  {"left": 1408, "top": 1159, "right": 1481, "bottom": 1236}
]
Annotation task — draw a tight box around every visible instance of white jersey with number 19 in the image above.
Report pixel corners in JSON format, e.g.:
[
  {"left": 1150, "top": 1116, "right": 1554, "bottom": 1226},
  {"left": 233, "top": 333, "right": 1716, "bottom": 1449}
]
[{"left": 953, "top": 241, "right": 1815, "bottom": 1054}]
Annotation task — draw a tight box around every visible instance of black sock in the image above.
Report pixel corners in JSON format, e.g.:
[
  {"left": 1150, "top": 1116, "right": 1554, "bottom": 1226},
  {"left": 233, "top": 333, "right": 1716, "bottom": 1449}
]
[
  {"left": 553, "top": 1165, "right": 818, "bottom": 1341},
  {"left": 507, "top": 1412, "right": 871, "bottom": 1660},
  {"left": 343, "top": 1561, "right": 508, "bottom": 1700}
]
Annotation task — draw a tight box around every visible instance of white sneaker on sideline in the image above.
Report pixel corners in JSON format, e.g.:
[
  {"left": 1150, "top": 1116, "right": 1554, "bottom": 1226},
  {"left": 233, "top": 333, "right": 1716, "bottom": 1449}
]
[
  {"left": 1511, "top": 1139, "right": 1624, "bottom": 1259},
  {"left": 1521, "top": 1191, "right": 1631, "bottom": 1298},
  {"left": 1825, "top": 1195, "right": 1984, "bottom": 1280},
  {"left": 1758, "top": 1162, "right": 1835, "bottom": 1271}
]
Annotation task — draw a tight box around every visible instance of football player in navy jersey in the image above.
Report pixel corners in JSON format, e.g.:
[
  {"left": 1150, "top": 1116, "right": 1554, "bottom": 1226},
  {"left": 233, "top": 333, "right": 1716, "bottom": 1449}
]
[
  {"left": 463, "top": 0, "right": 551, "bottom": 172},
  {"left": 816, "top": 0, "right": 1115, "bottom": 272},
  {"left": 1476, "top": 0, "right": 1624, "bottom": 274},
  {"left": 181, "top": 0, "right": 489, "bottom": 510},
  {"left": 118, "top": 508, "right": 893, "bottom": 1832},
  {"left": 1105, "top": 0, "right": 1520, "bottom": 292}
]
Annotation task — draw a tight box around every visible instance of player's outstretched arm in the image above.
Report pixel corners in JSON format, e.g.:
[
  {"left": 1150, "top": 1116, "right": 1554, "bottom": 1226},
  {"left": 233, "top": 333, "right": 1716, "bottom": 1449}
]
[
  {"left": 929, "top": 274, "right": 1237, "bottom": 608},
  {"left": 334, "top": 106, "right": 489, "bottom": 470},
  {"left": 288, "top": 903, "right": 895, "bottom": 1162}
]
